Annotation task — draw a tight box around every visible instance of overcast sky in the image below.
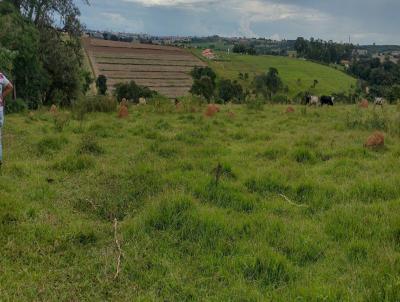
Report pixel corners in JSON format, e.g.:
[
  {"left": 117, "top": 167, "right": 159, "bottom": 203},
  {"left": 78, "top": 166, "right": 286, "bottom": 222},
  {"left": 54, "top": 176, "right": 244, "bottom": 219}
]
[{"left": 78, "top": 0, "right": 400, "bottom": 45}]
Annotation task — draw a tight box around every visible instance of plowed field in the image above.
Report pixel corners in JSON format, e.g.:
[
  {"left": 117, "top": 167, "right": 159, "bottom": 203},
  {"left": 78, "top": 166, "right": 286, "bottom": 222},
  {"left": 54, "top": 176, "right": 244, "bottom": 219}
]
[{"left": 83, "top": 38, "right": 205, "bottom": 98}]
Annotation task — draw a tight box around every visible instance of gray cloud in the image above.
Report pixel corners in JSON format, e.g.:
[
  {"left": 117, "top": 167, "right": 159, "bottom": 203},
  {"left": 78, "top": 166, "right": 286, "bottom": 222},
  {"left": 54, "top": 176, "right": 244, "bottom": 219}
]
[{"left": 79, "top": 0, "right": 400, "bottom": 44}]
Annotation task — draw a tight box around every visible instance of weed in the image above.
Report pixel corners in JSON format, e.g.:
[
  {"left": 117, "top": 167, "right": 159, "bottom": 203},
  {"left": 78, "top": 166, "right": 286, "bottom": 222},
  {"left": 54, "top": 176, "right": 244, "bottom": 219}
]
[{"left": 77, "top": 134, "right": 104, "bottom": 155}]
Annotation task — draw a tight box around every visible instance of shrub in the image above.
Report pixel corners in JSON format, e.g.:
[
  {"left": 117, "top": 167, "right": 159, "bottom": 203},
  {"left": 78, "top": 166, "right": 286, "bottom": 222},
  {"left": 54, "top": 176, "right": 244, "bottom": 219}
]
[
  {"left": 73, "top": 96, "right": 117, "bottom": 117},
  {"left": 77, "top": 135, "right": 104, "bottom": 155},
  {"left": 146, "top": 95, "right": 175, "bottom": 113},
  {"left": 178, "top": 95, "right": 205, "bottom": 113},
  {"left": 246, "top": 98, "right": 264, "bottom": 111},
  {"left": 218, "top": 79, "right": 244, "bottom": 103},
  {"left": 37, "top": 136, "right": 68, "bottom": 155},
  {"left": 96, "top": 75, "right": 107, "bottom": 95},
  {"left": 190, "top": 76, "right": 215, "bottom": 101},
  {"left": 54, "top": 155, "right": 94, "bottom": 172},
  {"left": 114, "top": 80, "right": 156, "bottom": 103},
  {"left": 293, "top": 148, "right": 316, "bottom": 164},
  {"left": 242, "top": 252, "right": 294, "bottom": 287},
  {"left": 53, "top": 112, "right": 71, "bottom": 132},
  {"left": 5, "top": 98, "right": 27, "bottom": 114},
  {"left": 271, "top": 94, "right": 289, "bottom": 104}
]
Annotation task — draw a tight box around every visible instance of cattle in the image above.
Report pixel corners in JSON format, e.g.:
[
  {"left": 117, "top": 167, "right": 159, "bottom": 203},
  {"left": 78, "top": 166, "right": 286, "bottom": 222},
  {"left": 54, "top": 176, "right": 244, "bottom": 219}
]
[
  {"left": 320, "top": 95, "right": 334, "bottom": 106},
  {"left": 139, "top": 97, "right": 147, "bottom": 105},
  {"left": 374, "top": 97, "right": 385, "bottom": 107},
  {"left": 307, "top": 95, "right": 319, "bottom": 106}
]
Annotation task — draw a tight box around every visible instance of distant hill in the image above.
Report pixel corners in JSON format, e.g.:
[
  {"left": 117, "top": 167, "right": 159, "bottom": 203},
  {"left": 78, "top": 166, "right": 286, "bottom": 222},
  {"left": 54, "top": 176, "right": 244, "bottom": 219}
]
[{"left": 194, "top": 51, "right": 357, "bottom": 98}]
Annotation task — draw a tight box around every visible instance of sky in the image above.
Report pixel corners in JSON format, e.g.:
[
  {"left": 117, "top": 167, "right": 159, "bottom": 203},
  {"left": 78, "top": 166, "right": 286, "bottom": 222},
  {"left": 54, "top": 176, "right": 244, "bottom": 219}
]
[{"left": 78, "top": 0, "right": 400, "bottom": 45}]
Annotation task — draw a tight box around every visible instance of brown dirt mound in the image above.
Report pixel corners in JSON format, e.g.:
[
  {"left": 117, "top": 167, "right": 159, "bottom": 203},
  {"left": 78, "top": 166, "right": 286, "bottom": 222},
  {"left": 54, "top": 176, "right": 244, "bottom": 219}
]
[
  {"left": 286, "top": 106, "right": 295, "bottom": 113},
  {"left": 120, "top": 98, "right": 128, "bottom": 107},
  {"left": 118, "top": 105, "right": 129, "bottom": 118},
  {"left": 50, "top": 105, "right": 58, "bottom": 115},
  {"left": 205, "top": 104, "right": 220, "bottom": 117},
  {"left": 359, "top": 99, "right": 369, "bottom": 108},
  {"left": 364, "top": 131, "right": 385, "bottom": 148}
]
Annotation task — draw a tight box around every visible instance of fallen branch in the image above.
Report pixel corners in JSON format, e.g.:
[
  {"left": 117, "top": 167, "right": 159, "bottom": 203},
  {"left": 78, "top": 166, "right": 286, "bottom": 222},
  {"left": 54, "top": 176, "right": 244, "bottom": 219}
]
[
  {"left": 113, "top": 218, "right": 123, "bottom": 280},
  {"left": 278, "top": 194, "right": 308, "bottom": 208}
]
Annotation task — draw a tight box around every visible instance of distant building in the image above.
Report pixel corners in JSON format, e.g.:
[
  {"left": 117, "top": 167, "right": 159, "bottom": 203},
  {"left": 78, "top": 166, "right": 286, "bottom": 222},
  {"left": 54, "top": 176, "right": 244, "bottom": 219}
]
[
  {"left": 202, "top": 49, "right": 216, "bottom": 59},
  {"left": 340, "top": 60, "right": 351, "bottom": 68},
  {"left": 353, "top": 49, "right": 368, "bottom": 56},
  {"left": 372, "top": 53, "right": 399, "bottom": 64}
]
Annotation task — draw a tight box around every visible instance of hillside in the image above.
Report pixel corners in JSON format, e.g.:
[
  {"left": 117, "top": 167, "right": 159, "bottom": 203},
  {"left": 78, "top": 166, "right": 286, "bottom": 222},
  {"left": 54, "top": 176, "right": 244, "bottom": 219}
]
[
  {"left": 83, "top": 38, "right": 205, "bottom": 98},
  {"left": 1, "top": 104, "right": 400, "bottom": 300},
  {"left": 196, "top": 51, "right": 357, "bottom": 98}
]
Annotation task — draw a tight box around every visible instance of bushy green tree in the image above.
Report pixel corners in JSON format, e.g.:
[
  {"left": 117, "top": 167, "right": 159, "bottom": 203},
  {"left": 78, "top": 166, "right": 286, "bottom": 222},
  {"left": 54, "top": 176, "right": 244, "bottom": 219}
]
[
  {"left": 96, "top": 75, "right": 107, "bottom": 96},
  {"left": 253, "top": 67, "right": 283, "bottom": 100},
  {"left": 190, "top": 76, "right": 215, "bottom": 101},
  {"left": 0, "top": 0, "right": 89, "bottom": 107},
  {"left": 81, "top": 70, "right": 93, "bottom": 95},
  {"left": 114, "top": 81, "right": 156, "bottom": 103},
  {"left": 190, "top": 66, "right": 216, "bottom": 84},
  {"left": 218, "top": 79, "right": 244, "bottom": 103},
  {"left": 190, "top": 66, "right": 217, "bottom": 101}
]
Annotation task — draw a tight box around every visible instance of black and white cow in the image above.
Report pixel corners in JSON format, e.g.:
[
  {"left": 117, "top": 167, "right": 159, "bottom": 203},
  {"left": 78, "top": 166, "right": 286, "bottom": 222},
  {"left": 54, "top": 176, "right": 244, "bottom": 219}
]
[
  {"left": 374, "top": 97, "right": 386, "bottom": 106},
  {"left": 320, "top": 95, "right": 334, "bottom": 106},
  {"left": 305, "top": 95, "right": 319, "bottom": 106}
]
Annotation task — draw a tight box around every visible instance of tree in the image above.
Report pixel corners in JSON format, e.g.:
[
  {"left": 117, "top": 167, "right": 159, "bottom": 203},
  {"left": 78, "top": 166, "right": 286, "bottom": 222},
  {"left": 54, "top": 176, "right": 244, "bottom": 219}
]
[
  {"left": 114, "top": 81, "right": 156, "bottom": 103},
  {"left": 81, "top": 70, "right": 93, "bottom": 95},
  {"left": 253, "top": 67, "right": 283, "bottom": 100},
  {"left": 96, "top": 75, "right": 107, "bottom": 95},
  {"left": 190, "top": 66, "right": 217, "bottom": 101},
  {"left": 0, "top": 0, "right": 89, "bottom": 107},
  {"left": 191, "top": 66, "right": 216, "bottom": 85},
  {"left": 294, "top": 37, "right": 308, "bottom": 56},
  {"left": 264, "top": 68, "right": 283, "bottom": 97},
  {"left": 218, "top": 79, "right": 244, "bottom": 103},
  {"left": 190, "top": 76, "right": 215, "bottom": 101},
  {"left": 233, "top": 44, "right": 246, "bottom": 54}
]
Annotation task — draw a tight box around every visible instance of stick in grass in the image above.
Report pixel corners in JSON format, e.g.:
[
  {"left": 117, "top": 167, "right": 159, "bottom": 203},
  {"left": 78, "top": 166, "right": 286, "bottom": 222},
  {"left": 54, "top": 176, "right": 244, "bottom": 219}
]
[
  {"left": 113, "top": 218, "right": 123, "bottom": 280},
  {"left": 278, "top": 193, "right": 308, "bottom": 208}
]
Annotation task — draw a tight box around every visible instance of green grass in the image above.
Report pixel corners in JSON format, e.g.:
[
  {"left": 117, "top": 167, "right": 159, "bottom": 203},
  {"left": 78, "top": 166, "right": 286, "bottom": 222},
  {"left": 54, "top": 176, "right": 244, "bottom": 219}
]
[
  {"left": 193, "top": 50, "right": 357, "bottom": 98},
  {"left": 1, "top": 104, "right": 400, "bottom": 301}
]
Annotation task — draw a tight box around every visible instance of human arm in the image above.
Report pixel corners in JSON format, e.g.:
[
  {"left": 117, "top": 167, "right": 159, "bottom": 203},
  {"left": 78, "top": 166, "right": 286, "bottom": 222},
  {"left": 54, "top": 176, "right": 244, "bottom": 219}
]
[{"left": 2, "top": 82, "right": 13, "bottom": 100}]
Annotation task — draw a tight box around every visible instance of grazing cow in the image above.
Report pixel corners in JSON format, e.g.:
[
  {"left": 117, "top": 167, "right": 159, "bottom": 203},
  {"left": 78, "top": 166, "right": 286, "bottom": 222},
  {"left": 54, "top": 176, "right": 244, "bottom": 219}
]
[
  {"left": 320, "top": 95, "right": 334, "bottom": 106},
  {"left": 306, "top": 95, "right": 319, "bottom": 106},
  {"left": 374, "top": 97, "right": 385, "bottom": 107},
  {"left": 139, "top": 97, "right": 147, "bottom": 105}
]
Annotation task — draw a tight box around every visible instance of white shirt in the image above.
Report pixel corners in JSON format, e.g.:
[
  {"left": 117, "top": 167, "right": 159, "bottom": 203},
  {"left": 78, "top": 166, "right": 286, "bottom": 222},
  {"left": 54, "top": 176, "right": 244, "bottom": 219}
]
[{"left": 0, "top": 73, "right": 11, "bottom": 107}]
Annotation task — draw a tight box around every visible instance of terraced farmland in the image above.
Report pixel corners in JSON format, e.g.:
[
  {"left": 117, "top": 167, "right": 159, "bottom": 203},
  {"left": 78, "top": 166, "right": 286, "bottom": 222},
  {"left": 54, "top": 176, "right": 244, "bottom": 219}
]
[{"left": 83, "top": 38, "right": 205, "bottom": 98}]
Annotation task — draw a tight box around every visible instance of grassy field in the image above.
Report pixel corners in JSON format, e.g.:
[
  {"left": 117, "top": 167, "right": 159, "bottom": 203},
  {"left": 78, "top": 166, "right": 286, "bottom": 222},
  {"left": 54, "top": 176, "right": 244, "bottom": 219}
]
[
  {"left": 193, "top": 51, "right": 357, "bottom": 98},
  {"left": 1, "top": 103, "right": 400, "bottom": 301}
]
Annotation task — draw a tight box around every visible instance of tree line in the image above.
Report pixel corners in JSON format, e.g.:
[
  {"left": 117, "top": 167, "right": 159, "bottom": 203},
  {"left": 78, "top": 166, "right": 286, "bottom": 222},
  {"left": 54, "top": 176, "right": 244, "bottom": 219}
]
[
  {"left": 0, "top": 0, "right": 91, "bottom": 109},
  {"left": 189, "top": 66, "right": 289, "bottom": 104},
  {"left": 349, "top": 58, "right": 400, "bottom": 102},
  {"left": 294, "top": 37, "right": 354, "bottom": 64}
]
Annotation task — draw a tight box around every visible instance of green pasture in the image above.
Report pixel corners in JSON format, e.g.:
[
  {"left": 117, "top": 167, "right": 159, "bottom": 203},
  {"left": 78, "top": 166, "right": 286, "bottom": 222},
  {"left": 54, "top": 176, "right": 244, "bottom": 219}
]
[{"left": 1, "top": 103, "right": 399, "bottom": 301}]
